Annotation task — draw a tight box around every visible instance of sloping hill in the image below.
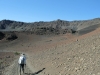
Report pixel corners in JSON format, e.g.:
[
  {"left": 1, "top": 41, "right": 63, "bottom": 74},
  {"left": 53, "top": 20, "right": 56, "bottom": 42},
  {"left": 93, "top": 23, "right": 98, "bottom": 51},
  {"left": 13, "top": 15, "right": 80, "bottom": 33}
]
[
  {"left": 0, "top": 18, "right": 100, "bottom": 35},
  {"left": 27, "top": 27, "right": 100, "bottom": 75},
  {"left": 2, "top": 27, "right": 100, "bottom": 75},
  {"left": 1, "top": 18, "right": 100, "bottom": 75}
]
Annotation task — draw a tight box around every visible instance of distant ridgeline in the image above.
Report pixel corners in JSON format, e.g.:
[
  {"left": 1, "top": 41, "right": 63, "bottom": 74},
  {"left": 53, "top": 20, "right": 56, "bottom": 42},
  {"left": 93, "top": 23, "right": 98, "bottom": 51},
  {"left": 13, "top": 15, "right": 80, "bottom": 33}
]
[{"left": 0, "top": 18, "right": 100, "bottom": 35}]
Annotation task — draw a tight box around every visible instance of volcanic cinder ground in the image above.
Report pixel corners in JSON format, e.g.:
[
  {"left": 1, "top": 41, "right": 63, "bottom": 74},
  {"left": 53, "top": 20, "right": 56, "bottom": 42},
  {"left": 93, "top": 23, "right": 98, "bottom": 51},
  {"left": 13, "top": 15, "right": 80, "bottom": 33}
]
[{"left": 1, "top": 27, "right": 100, "bottom": 75}]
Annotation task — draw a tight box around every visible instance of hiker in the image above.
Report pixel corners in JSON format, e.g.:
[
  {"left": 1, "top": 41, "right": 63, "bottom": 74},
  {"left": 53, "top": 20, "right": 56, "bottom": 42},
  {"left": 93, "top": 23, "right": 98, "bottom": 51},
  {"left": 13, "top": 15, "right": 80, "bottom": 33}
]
[{"left": 18, "top": 53, "right": 26, "bottom": 75}]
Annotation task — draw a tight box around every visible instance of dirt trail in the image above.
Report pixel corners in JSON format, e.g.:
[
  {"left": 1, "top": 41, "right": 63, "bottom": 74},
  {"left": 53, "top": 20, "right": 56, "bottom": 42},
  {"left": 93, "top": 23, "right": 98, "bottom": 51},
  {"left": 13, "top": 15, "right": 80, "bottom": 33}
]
[
  {"left": 3, "top": 53, "right": 44, "bottom": 75},
  {"left": 4, "top": 58, "right": 31, "bottom": 75}
]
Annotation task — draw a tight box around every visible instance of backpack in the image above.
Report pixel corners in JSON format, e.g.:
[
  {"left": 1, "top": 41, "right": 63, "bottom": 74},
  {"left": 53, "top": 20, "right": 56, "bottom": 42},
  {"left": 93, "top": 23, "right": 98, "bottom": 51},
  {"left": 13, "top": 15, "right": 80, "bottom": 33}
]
[{"left": 21, "top": 57, "right": 25, "bottom": 64}]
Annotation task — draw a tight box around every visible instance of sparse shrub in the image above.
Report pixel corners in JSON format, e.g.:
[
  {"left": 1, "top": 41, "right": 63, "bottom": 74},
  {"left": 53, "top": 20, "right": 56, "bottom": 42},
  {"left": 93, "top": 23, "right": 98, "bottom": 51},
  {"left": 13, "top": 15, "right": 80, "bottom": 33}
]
[{"left": 14, "top": 52, "right": 20, "bottom": 55}]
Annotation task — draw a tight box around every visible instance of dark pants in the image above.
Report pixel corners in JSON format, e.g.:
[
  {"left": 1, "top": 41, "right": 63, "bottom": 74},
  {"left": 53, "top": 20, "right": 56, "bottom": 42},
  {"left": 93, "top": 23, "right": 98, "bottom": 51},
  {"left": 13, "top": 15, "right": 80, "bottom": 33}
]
[{"left": 19, "top": 64, "right": 24, "bottom": 74}]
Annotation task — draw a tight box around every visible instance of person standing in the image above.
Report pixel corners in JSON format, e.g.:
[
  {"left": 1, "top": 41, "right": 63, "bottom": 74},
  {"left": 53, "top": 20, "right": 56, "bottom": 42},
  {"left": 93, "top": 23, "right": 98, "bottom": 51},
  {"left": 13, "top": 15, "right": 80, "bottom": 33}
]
[{"left": 18, "top": 53, "right": 26, "bottom": 75}]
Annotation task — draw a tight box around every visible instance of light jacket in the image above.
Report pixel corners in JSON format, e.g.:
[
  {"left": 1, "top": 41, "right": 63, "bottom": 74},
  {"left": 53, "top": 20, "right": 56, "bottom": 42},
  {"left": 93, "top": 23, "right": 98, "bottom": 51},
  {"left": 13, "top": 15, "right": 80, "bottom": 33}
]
[{"left": 18, "top": 55, "right": 26, "bottom": 64}]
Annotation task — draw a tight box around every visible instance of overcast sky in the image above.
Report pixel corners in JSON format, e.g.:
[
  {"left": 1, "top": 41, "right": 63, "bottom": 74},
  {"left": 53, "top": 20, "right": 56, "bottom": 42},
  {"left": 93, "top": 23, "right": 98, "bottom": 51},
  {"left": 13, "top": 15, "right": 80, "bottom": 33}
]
[{"left": 0, "top": 0, "right": 100, "bottom": 22}]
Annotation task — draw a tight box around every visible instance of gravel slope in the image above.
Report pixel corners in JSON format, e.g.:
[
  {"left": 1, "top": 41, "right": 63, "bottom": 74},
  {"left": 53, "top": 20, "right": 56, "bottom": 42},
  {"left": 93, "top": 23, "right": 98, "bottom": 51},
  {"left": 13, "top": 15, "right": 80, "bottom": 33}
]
[{"left": 1, "top": 28, "right": 100, "bottom": 75}]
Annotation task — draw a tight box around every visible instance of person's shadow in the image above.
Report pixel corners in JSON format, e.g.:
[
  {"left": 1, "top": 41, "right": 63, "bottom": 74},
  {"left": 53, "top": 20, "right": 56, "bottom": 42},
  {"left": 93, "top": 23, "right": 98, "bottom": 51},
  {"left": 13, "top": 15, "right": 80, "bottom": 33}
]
[{"left": 25, "top": 68, "right": 45, "bottom": 75}]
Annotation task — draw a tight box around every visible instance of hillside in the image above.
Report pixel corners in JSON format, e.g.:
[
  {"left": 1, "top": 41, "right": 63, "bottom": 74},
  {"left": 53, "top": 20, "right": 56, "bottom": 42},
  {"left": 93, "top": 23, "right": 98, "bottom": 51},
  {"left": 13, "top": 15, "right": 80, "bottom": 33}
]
[
  {"left": 0, "top": 18, "right": 100, "bottom": 35},
  {"left": 0, "top": 18, "right": 100, "bottom": 75},
  {"left": 1, "top": 26, "right": 100, "bottom": 75}
]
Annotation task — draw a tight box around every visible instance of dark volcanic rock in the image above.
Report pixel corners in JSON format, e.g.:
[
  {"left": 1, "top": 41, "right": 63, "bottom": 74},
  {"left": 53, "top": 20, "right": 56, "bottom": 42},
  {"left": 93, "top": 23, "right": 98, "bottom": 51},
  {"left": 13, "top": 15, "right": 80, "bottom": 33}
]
[
  {"left": 0, "top": 18, "right": 100, "bottom": 35},
  {"left": 0, "top": 32, "right": 5, "bottom": 40},
  {"left": 6, "top": 33, "right": 18, "bottom": 41}
]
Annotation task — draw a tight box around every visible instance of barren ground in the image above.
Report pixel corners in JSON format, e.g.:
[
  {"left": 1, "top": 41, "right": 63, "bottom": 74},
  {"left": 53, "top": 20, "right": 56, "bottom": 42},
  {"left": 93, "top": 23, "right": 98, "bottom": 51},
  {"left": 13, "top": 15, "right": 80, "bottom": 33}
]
[{"left": 1, "top": 28, "right": 100, "bottom": 75}]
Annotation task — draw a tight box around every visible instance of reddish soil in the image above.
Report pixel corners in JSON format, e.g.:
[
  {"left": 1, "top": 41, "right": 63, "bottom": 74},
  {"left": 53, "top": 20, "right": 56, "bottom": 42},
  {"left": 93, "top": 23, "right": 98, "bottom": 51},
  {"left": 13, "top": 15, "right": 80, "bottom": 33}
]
[{"left": 1, "top": 28, "right": 100, "bottom": 75}]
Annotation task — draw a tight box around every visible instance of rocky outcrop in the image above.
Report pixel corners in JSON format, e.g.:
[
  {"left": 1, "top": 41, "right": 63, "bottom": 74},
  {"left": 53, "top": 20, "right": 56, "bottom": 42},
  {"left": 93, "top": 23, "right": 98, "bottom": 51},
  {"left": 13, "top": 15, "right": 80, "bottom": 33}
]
[
  {"left": 0, "top": 18, "right": 100, "bottom": 35},
  {"left": 6, "top": 33, "right": 18, "bottom": 41},
  {"left": 0, "top": 32, "right": 5, "bottom": 40}
]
